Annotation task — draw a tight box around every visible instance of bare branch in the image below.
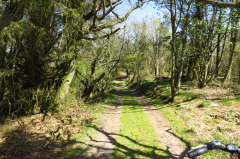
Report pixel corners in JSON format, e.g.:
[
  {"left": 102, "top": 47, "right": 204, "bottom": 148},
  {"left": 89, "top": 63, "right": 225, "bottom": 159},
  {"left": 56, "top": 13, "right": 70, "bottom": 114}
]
[
  {"left": 198, "top": 0, "right": 240, "bottom": 8},
  {"left": 93, "top": 0, "right": 146, "bottom": 32},
  {"left": 97, "top": 1, "right": 123, "bottom": 21},
  {"left": 83, "top": 28, "right": 121, "bottom": 40},
  {"left": 112, "top": 10, "right": 120, "bottom": 19}
]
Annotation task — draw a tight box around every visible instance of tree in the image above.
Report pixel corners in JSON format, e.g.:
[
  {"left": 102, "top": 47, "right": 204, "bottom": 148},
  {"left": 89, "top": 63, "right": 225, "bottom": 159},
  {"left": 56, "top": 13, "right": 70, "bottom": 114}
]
[
  {"left": 167, "top": 0, "right": 192, "bottom": 101},
  {"left": 76, "top": 36, "right": 122, "bottom": 101},
  {"left": 152, "top": 0, "right": 239, "bottom": 100},
  {"left": 150, "top": 20, "right": 171, "bottom": 77},
  {"left": 121, "top": 21, "right": 152, "bottom": 85},
  {"left": 0, "top": 0, "right": 146, "bottom": 116},
  {"left": 222, "top": 10, "right": 240, "bottom": 83},
  {"left": 189, "top": 5, "right": 229, "bottom": 87}
]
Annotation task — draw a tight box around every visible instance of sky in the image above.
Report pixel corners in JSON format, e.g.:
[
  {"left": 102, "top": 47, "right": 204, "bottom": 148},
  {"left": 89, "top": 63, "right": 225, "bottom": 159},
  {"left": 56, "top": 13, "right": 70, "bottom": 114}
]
[
  {"left": 113, "top": 1, "right": 165, "bottom": 37},
  {"left": 116, "top": 1, "right": 161, "bottom": 24},
  {"left": 127, "top": 2, "right": 160, "bottom": 21}
]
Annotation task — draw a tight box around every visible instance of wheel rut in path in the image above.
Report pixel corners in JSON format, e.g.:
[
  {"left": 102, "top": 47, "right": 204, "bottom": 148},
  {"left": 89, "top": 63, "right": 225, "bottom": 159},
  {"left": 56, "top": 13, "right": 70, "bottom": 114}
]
[
  {"left": 134, "top": 93, "right": 190, "bottom": 159},
  {"left": 74, "top": 85, "right": 123, "bottom": 159}
]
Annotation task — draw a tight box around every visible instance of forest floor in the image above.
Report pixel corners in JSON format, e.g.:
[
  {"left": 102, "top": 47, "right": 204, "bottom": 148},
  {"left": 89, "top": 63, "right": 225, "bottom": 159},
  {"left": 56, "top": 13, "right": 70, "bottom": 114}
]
[{"left": 0, "top": 79, "right": 240, "bottom": 159}]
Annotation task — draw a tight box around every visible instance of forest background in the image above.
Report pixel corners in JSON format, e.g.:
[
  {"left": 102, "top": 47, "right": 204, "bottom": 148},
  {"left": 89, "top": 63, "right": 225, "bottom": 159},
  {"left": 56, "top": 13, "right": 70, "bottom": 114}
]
[
  {"left": 0, "top": 0, "right": 240, "bottom": 158},
  {"left": 1, "top": 0, "right": 239, "bottom": 117}
]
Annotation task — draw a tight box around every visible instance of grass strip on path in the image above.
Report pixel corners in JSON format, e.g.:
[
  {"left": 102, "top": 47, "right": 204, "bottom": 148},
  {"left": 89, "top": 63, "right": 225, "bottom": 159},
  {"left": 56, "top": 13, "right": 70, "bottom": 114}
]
[{"left": 111, "top": 85, "right": 170, "bottom": 159}]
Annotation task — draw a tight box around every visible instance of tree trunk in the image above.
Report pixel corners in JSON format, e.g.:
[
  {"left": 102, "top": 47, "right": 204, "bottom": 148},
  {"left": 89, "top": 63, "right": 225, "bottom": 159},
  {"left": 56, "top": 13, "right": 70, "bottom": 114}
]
[
  {"left": 223, "top": 11, "right": 239, "bottom": 83},
  {"left": 126, "top": 68, "right": 130, "bottom": 77},
  {"left": 128, "top": 72, "right": 136, "bottom": 85},
  {"left": 170, "top": 0, "right": 177, "bottom": 102},
  {"left": 0, "top": 79, "right": 5, "bottom": 101},
  {"left": 156, "top": 58, "right": 160, "bottom": 77},
  {"left": 198, "top": 62, "right": 210, "bottom": 88},
  {"left": 81, "top": 72, "right": 106, "bottom": 101},
  {"left": 238, "top": 58, "right": 240, "bottom": 84},
  {"left": 55, "top": 59, "right": 76, "bottom": 102},
  {"left": 170, "top": 0, "right": 191, "bottom": 101},
  {"left": 186, "top": 57, "right": 197, "bottom": 80},
  {"left": 215, "top": 9, "right": 223, "bottom": 77}
]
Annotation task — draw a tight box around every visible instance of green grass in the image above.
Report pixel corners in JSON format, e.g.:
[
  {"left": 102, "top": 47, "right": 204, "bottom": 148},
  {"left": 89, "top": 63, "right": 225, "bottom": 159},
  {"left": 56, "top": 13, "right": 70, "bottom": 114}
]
[
  {"left": 140, "top": 80, "right": 239, "bottom": 159},
  {"left": 178, "top": 92, "right": 199, "bottom": 100},
  {"left": 145, "top": 94, "right": 193, "bottom": 143},
  {"left": 198, "top": 100, "right": 211, "bottom": 108},
  {"left": 111, "top": 88, "right": 169, "bottom": 159},
  {"left": 154, "top": 104, "right": 230, "bottom": 159},
  {"left": 139, "top": 81, "right": 196, "bottom": 144},
  {"left": 220, "top": 98, "right": 240, "bottom": 107}
]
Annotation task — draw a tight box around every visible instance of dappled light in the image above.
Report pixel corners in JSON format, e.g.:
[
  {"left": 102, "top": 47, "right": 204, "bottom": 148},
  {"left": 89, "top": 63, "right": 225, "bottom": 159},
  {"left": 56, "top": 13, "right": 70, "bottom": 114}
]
[{"left": 0, "top": 0, "right": 240, "bottom": 158}]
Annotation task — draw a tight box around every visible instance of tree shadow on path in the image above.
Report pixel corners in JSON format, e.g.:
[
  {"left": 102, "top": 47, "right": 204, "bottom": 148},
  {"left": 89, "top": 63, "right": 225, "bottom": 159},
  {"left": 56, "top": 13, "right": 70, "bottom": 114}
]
[{"left": 67, "top": 126, "right": 191, "bottom": 159}]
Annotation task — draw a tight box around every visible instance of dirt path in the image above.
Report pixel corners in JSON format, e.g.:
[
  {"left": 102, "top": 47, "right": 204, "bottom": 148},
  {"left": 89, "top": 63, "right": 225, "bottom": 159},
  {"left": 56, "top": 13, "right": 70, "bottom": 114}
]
[
  {"left": 76, "top": 82, "right": 189, "bottom": 159},
  {"left": 75, "top": 85, "right": 123, "bottom": 159},
  {"left": 135, "top": 95, "right": 189, "bottom": 159}
]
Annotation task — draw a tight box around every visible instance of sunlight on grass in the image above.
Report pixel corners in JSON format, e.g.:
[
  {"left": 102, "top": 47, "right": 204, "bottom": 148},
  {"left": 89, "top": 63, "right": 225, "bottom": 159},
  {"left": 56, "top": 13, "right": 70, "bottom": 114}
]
[
  {"left": 112, "top": 89, "right": 168, "bottom": 159},
  {"left": 221, "top": 98, "right": 240, "bottom": 107},
  {"left": 141, "top": 80, "right": 239, "bottom": 159}
]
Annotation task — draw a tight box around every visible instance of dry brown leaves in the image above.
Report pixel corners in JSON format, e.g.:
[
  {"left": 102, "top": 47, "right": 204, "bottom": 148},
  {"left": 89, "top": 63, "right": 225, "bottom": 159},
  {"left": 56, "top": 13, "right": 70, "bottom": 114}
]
[{"left": 0, "top": 107, "right": 94, "bottom": 159}]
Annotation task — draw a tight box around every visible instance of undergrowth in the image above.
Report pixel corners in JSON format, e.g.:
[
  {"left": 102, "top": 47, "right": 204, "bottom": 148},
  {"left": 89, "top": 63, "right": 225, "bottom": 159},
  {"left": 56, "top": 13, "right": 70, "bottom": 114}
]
[
  {"left": 140, "top": 80, "right": 240, "bottom": 159},
  {"left": 61, "top": 81, "right": 118, "bottom": 158},
  {"left": 0, "top": 82, "right": 118, "bottom": 159}
]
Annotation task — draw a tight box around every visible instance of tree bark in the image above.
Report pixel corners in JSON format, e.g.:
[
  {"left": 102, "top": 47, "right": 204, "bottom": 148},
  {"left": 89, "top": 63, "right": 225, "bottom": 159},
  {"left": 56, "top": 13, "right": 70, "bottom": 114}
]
[
  {"left": 170, "top": 0, "right": 177, "bottom": 102},
  {"left": 82, "top": 73, "right": 106, "bottom": 101},
  {"left": 215, "top": 9, "right": 223, "bottom": 77},
  {"left": 0, "top": 79, "right": 5, "bottom": 101},
  {"left": 238, "top": 58, "right": 240, "bottom": 84},
  {"left": 223, "top": 11, "right": 239, "bottom": 83},
  {"left": 170, "top": 0, "right": 191, "bottom": 101},
  {"left": 55, "top": 59, "right": 76, "bottom": 102}
]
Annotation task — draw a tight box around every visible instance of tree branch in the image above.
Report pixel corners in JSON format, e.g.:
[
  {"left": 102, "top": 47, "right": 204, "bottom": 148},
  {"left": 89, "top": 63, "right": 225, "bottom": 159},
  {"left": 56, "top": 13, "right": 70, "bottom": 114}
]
[
  {"left": 83, "top": 28, "right": 121, "bottom": 40},
  {"left": 198, "top": 0, "right": 240, "bottom": 8},
  {"left": 92, "top": 0, "right": 146, "bottom": 32}
]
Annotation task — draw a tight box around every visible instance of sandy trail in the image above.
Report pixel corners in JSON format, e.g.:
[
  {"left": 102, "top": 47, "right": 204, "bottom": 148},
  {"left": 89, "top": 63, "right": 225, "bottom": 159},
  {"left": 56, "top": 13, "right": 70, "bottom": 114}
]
[
  {"left": 74, "top": 85, "right": 123, "bottom": 159},
  {"left": 135, "top": 95, "right": 190, "bottom": 159},
  {"left": 76, "top": 82, "right": 189, "bottom": 159}
]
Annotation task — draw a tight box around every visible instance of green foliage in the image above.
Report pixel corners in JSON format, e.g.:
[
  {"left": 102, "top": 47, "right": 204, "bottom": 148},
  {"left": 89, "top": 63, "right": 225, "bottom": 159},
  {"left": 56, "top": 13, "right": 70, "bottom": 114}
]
[
  {"left": 74, "top": 38, "right": 122, "bottom": 101},
  {"left": 0, "top": 0, "right": 239, "bottom": 122},
  {"left": 1, "top": 0, "right": 140, "bottom": 116}
]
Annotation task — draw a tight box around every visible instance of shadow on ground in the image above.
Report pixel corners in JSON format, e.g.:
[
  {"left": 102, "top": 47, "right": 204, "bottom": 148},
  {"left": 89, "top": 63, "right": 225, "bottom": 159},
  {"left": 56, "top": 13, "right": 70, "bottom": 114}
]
[
  {"left": 0, "top": 113, "right": 191, "bottom": 159},
  {"left": 0, "top": 123, "right": 77, "bottom": 159},
  {"left": 0, "top": 80, "right": 192, "bottom": 159},
  {"left": 63, "top": 126, "right": 191, "bottom": 159}
]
